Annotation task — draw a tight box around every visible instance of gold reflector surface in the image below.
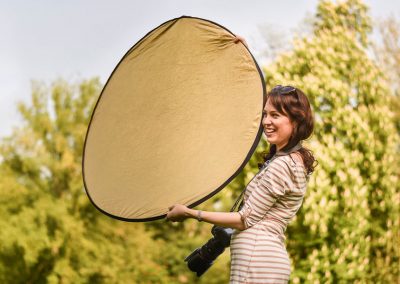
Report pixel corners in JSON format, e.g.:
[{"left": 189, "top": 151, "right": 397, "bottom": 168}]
[{"left": 83, "top": 16, "right": 265, "bottom": 221}]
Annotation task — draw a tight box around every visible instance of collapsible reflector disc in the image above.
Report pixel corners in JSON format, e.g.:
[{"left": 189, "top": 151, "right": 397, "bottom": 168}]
[{"left": 83, "top": 16, "right": 266, "bottom": 221}]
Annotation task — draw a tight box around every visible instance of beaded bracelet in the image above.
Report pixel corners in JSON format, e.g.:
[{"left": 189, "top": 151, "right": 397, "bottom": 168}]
[{"left": 197, "top": 210, "right": 203, "bottom": 222}]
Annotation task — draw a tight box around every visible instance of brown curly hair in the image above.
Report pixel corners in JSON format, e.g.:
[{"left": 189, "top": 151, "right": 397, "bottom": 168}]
[{"left": 259, "top": 85, "right": 317, "bottom": 175}]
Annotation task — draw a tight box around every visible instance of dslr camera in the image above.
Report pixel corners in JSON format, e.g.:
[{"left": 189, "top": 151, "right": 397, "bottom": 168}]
[{"left": 184, "top": 225, "right": 233, "bottom": 277}]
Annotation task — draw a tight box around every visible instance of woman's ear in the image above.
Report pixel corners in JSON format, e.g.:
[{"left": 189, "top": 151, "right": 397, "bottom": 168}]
[
  {"left": 290, "top": 121, "right": 298, "bottom": 140},
  {"left": 291, "top": 120, "right": 298, "bottom": 131}
]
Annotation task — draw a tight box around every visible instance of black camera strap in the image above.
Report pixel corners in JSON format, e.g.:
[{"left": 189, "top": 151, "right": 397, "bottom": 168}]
[{"left": 230, "top": 142, "right": 302, "bottom": 212}]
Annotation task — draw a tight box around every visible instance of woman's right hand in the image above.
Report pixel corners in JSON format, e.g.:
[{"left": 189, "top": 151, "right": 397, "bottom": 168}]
[{"left": 166, "top": 204, "right": 189, "bottom": 222}]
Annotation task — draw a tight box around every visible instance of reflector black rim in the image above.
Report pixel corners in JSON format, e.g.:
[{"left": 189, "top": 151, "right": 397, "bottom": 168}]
[{"left": 82, "top": 15, "right": 267, "bottom": 222}]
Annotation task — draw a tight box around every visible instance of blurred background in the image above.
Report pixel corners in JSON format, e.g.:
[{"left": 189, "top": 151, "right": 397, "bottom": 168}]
[{"left": 0, "top": 0, "right": 399, "bottom": 283}]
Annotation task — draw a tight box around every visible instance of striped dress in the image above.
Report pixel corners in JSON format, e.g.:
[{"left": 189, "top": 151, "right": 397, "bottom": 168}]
[{"left": 230, "top": 154, "right": 308, "bottom": 284}]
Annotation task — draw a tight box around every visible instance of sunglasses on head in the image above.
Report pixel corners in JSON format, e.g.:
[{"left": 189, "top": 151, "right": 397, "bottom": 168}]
[{"left": 271, "top": 85, "right": 297, "bottom": 96}]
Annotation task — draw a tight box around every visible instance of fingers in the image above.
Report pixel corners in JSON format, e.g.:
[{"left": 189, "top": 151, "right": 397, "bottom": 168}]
[
  {"left": 166, "top": 204, "right": 186, "bottom": 223},
  {"left": 234, "top": 35, "right": 248, "bottom": 48},
  {"left": 166, "top": 205, "right": 175, "bottom": 222}
]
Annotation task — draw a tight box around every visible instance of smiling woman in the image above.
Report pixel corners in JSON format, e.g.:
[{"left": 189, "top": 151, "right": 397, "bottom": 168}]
[{"left": 167, "top": 84, "right": 317, "bottom": 283}]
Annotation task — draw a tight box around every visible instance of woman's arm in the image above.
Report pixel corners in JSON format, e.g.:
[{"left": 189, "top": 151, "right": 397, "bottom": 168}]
[{"left": 166, "top": 204, "right": 245, "bottom": 231}]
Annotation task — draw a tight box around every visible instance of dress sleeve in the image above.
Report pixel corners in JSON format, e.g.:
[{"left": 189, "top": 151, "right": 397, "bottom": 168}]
[{"left": 238, "top": 159, "right": 291, "bottom": 229}]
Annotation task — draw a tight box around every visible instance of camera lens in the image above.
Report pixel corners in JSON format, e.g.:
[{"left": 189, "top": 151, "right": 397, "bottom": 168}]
[{"left": 184, "top": 226, "right": 233, "bottom": 277}]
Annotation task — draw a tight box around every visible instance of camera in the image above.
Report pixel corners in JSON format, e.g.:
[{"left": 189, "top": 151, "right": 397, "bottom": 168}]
[{"left": 184, "top": 225, "right": 233, "bottom": 277}]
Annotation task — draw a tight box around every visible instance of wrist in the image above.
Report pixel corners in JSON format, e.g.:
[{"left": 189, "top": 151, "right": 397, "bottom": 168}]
[
  {"left": 186, "top": 208, "right": 199, "bottom": 219},
  {"left": 196, "top": 210, "right": 203, "bottom": 222},
  {"left": 185, "top": 208, "right": 196, "bottom": 218}
]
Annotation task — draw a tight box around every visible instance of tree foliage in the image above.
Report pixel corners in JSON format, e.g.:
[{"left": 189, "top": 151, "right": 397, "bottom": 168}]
[
  {"left": 262, "top": 0, "right": 399, "bottom": 282},
  {"left": 0, "top": 79, "right": 229, "bottom": 283},
  {"left": 373, "top": 15, "right": 400, "bottom": 133}
]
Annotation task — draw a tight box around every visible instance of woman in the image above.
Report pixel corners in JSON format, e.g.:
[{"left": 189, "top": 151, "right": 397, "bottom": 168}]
[{"left": 167, "top": 85, "right": 316, "bottom": 283}]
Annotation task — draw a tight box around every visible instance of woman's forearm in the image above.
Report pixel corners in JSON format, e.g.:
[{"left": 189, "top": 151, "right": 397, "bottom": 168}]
[{"left": 185, "top": 208, "right": 245, "bottom": 231}]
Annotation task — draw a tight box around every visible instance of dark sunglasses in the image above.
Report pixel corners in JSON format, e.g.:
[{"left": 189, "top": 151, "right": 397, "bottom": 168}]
[{"left": 271, "top": 85, "right": 297, "bottom": 95}]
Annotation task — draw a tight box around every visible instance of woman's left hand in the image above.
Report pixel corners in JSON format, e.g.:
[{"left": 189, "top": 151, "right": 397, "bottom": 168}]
[
  {"left": 166, "top": 204, "right": 189, "bottom": 222},
  {"left": 234, "top": 35, "right": 248, "bottom": 48}
]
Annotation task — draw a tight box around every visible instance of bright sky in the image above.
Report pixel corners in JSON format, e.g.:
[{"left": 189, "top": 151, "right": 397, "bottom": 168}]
[{"left": 1, "top": 0, "right": 399, "bottom": 138}]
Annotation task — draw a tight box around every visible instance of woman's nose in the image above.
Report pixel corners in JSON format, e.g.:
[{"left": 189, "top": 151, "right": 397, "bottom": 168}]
[{"left": 262, "top": 115, "right": 270, "bottom": 127}]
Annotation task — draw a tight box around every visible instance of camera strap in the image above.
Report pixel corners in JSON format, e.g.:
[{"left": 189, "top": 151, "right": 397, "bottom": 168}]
[{"left": 229, "top": 142, "right": 302, "bottom": 212}]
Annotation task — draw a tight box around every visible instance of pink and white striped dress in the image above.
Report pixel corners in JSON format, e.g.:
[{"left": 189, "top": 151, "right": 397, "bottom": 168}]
[{"left": 230, "top": 154, "right": 308, "bottom": 284}]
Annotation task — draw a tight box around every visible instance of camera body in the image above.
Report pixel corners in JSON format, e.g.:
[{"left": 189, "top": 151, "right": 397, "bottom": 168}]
[{"left": 185, "top": 225, "right": 233, "bottom": 277}]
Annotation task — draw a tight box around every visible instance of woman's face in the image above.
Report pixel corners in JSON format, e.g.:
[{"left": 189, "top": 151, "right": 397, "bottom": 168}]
[{"left": 262, "top": 99, "right": 295, "bottom": 151}]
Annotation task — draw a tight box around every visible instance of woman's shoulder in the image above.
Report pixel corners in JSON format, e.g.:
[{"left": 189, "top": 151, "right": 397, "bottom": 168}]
[
  {"left": 290, "top": 152, "right": 305, "bottom": 169},
  {"left": 269, "top": 155, "right": 308, "bottom": 194},
  {"left": 271, "top": 154, "right": 306, "bottom": 177},
  {"left": 267, "top": 156, "right": 292, "bottom": 176}
]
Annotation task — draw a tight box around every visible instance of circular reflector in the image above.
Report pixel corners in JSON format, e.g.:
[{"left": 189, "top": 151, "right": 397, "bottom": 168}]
[{"left": 83, "top": 16, "right": 266, "bottom": 221}]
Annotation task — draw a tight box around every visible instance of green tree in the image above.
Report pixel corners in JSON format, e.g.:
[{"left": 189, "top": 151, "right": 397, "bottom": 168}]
[
  {"left": 0, "top": 77, "right": 237, "bottom": 283},
  {"left": 261, "top": 0, "right": 399, "bottom": 282},
  {"left": 0, "top": 79, "right": 182, "bottom": 283},
  {"left": 373, "top": 15, "right": 400, "bottom": 133}
]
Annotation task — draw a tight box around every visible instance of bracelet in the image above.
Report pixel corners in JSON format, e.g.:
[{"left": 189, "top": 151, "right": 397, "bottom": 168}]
[{"left": 197, "top": 210, "right": 203, "bottom": 222}]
